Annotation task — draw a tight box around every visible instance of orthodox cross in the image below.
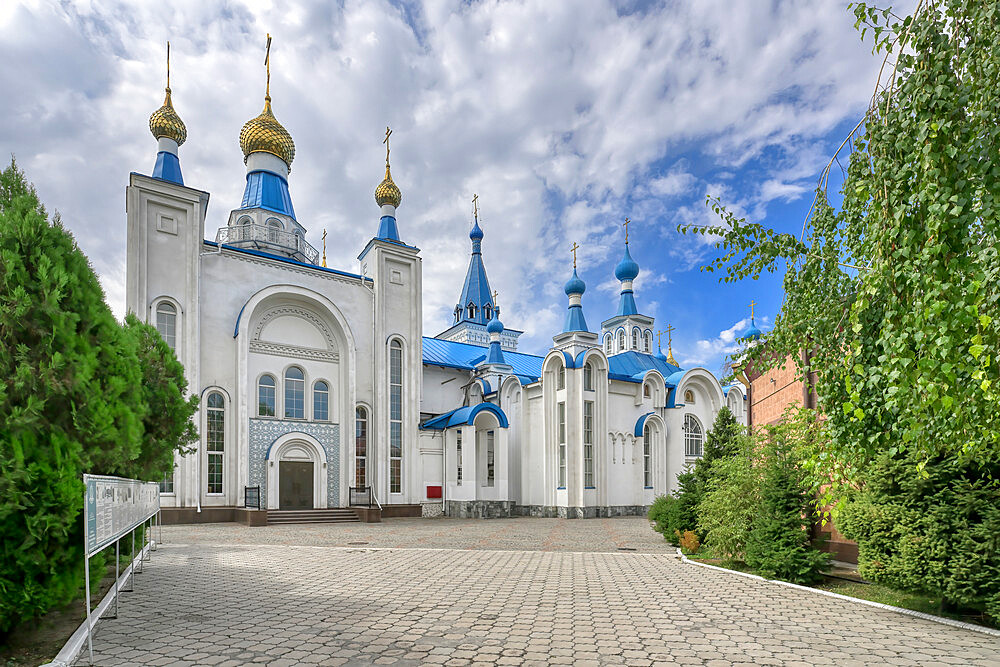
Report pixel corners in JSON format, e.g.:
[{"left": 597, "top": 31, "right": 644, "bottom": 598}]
[
  {"left": 749, "top": 300, "right": 756, "bottom": 320},
  {"left": 383, "top": 126, "right": 392, "bottom": 166},
  {"left": 656, "top": 329, "right": 664, "bottom": 350},
  {"left": 570, "top": 241, "right": 580, "bottom": 269},
  {"left": 321, "top": 229, "right": 327, "bottom": 267},
  {"left": 472, "top": 193, "right": 479, "bottom": 222},
  {"left": 666, "top": 324, "right": 675, "bottom": 350},
  {"left": 492, "top": 289, "right": 499, "bottom": 309},
  {"left": 264, "top": 34, "right": 272, "bottom": 98},
  {"left": 166, "top": 41, "right": 170, "bottom": 89},
  {"left": 623, "top": 217, "right": 631, "bottom": 244}
]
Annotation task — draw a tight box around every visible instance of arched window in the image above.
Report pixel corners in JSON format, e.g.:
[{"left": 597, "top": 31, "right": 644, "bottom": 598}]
[
  {"left": 644, "top": 331, "right": 652, "bottom": 353},
  {"left": 257, "top": 375, "right": 276, "bottom": 417},
  {"left": 355, "top": 406, "right": 368, "bottom": 488},
  {"left": 313, "top": 380, "right": 329, "bottom": 421},
  {"left": 684, "top": 389, "right": 695, "bottom": 404},
  {"left": 644, "top": 383, "right": 651, "bottom": 399},
  {"left": 454, "top": 306, "right": 462, "bottom": 323},
  {"left": 484, "top": 305, "right": 492, "bottom": 321},
  {"left": 643, "top": 424, "right": 652, "bottom": 487},
  {"left": 618, "top": 330, "right": 626, "bottom": 351},
  {"left": 237, "top": 216, "right": 253, "bottom": 241},
  {"left": 583, "top": 362, "right": 594, "bottom": 391},
  {"left": 267, "top": 218, "right": 282, "bottom": 243},
  {"left": 155, "top": 302, "right": 177, "bottom": 350},
  {"left": 467, "top": 303, "right": 476, "bottom": 320},
  {"left": 389, "top": 340, "right": 403, "bottom": 493},
  {"left": 632, "top": 328, "right": 639, "bottom": 350},
  {"left": 284, "top": 367, "right": 305, "bottom": 419},
  {"left": 604, "top": 335, "right": 612, "bottom": 354},
  {"left": 684, "top": 414, "right": 704, "bottom": 457},
  {"left": 557, "top": 364, "right": 566, "bottom": 390},
  {"left": 206, "top": 392, "right": 224, "bottom": 494}
]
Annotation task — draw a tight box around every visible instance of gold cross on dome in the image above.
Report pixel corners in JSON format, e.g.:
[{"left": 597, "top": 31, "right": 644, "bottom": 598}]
[
  {"left": 264, "top": 34, "right": 272, "bottom": 98},
  {"left": 166, "top": 41, "right": 170, "bottom": 89},
  {"left": 383, "top": 126, "right": 392, "bottom": 166},
  {"left": 666, "top": 324, "right": 675, "bottom": 348},
  {"left": 570, "top": 241, "right": 580, "bottom": 268},
  {"left": 656, "top": 329, "right": 664, "bottom": 350},
  {"left": 321, "top": 229, "right": 327, "bottom": 267},
  {"left": 472, "top": 193, "right": 479, "bottom": 222},
  {"left": 749, "top": 300, "right": 756, "bottom": 320},
  {"left": 623, "top": 217, "right": 631, "bottom": 244},
  {"left": 492, "top": 290, "right": 499, "bottom": 308}
]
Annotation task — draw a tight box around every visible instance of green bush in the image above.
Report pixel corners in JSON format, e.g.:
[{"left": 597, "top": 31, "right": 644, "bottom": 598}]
[
  {"left": 745, "top": 436, "right": 829, "bottom": 584},
  {"left": 697, "top": 433, "right": 759, "bottom": 560},
  {"left": 839, "top": 451, "right": 1000, "bottom": 624}
]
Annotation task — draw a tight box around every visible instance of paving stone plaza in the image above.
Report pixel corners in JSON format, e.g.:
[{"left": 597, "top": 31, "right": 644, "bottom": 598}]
[{"left": 78, "top": 518, "right": 999, "bottom": 666}]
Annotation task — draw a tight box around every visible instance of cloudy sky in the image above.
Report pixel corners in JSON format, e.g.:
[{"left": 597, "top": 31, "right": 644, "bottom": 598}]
[{"left": 1, "top": 0, "right": 891, "bottom": 374}]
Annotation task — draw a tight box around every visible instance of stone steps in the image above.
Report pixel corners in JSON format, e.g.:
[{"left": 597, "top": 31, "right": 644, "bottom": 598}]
[{"left": 267, "top": 509, "right": 361, "bottom": 525}]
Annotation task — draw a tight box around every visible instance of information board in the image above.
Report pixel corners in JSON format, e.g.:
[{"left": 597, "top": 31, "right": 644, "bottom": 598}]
[{"left": 84, "top": 474, "right": 160, "bottom": 556}]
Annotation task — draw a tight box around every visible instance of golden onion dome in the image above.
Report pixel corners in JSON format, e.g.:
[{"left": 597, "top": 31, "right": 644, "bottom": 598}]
[
  {"left": 374, "top": 164, "right": 402, "bottom": 208},
  {"left": 239, "top": 96, "right": 295, "bottom": 167},
  {"left": 149, "top": 88, "right": 187, "bottom": 146}
]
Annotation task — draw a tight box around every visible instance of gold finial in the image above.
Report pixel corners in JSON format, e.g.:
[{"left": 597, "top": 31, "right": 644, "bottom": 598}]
[
  {"left": 264, "top": 33, "right": 272, "bottom": 100},
  {"left": 570, "top": 241, "right": 580, "bottom": 269},
  {"left": 623, "top": 217, "right": 631, "bottom": 244},
  {"left": 749, "top": 300, "right": 756, "bottom": 321},
  {"left": 374, "top": 126, "right": 401, "bottom": 207},
  {"left": 665, "top": 324, "right": 678, "bottom": 365},
  {"left": 472, "top": 193, "right": 479, "bottom": 223},
  {"left": 149, "top": 41, "right": 187, "bottom": 145},
  {"left": 321, "top": 229, "right": 327, "bottom": 267}
]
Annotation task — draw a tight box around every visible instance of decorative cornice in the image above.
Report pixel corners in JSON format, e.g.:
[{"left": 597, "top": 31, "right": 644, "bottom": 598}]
[{"left": 249, "top": 340, "right": 339, "bottom": 362}]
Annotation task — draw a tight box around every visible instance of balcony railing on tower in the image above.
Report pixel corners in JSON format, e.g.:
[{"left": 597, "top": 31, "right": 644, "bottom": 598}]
[{"left": 216, "top": 222, "right": 319, "bottom": 265}]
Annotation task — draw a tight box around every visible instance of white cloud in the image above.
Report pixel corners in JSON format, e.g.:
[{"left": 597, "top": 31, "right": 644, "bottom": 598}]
[
  {"left": 0, "top": 0, "right": 884, "bottom": 357},
  {"left": 679, "top": 316, "right": 771, "bottom": 370}
]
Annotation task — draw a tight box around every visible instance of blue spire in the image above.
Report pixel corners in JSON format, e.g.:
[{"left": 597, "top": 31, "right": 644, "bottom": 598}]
[
  {"left": 562, "top": 268, "right": 590, "bottom": 333},
  {"left": 486, "top": 312, "right": 506, "bottom": 364},
  {"left": 615, "top": 242, "right": 640, "bottom": 316},
  {"left": 455, "top": 219, "right": 495, "bottom": 326},
  {"left": 240, "top": 170, "right": 297, "bottom": 219},
  {"left": 377, "top": 215, "right": 400, "bottom": 241},
  {"left": 152, "top": 150, "right": 183, "bottom": 185}
]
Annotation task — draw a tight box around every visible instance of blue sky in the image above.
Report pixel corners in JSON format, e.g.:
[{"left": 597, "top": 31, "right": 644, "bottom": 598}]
[{"left": 0, "top": 1, "right": 893, "bottom": 376}]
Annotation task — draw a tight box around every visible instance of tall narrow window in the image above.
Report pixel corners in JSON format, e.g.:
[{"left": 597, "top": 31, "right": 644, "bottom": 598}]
[
  {"left": 355, "top": 406, "right": 367, "bottom": 488},
  {"left": 456, "top": 430, "right": 463, "bottom": 486},
  {"left": 584, "top": 363, "right": 594, "bottom": 391},
  {"left": 389, "top": 340, "right": 403, "bottom": 493},
  {"left": 584, "top": 401, "right": 594, "bottom": 488},
  {"left": 284, "top": 367, "right": 305, "bottom": 419},
  {"left": 643, "top": 424, "right": 652, "bottom": 487},
  {"left": 258, "top": 375, "right": 276, "bottom": 417},
  {"left": 159, "top": 471, "right": 174, "bottom": 495},
  {"left": 644, "top": 331, "right": 653, "bottom": 353},
  {"left": 313, "top": 381, "right": 329, "bottom": 421},
  {"left": 485, "top": 430, "right": 495, "bottom": 487},
  {"left": 618, "top": 330, "right": 626, "bottom": 351},
  {"left": 684, "top": 414, "right": 704, "bottom": 457},
  {"left": 605, "top": 335, "right": 612, "bottom": 354},
  {"left": 557, "top": 365, "right": 566, "bottom": 390},
  {"left": 155, "top": 302, "right": 177, "bottom": 350},
  {"left": 557, "top": 402, "right": 566, "bottom": 488},
  {"left": 267, "top": 218, "right": 282, "bottom": 243},
  {"left": 206, "top": 392, "right": 224, "bottom": 494},
  {"left": 632, "top": 328, "right": 639, "bottom": 350}
]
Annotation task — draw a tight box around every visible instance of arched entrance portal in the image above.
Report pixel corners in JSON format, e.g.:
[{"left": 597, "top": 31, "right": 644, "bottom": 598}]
[{"left": 266, "top": 434, "right": 328, "bottom": 510}]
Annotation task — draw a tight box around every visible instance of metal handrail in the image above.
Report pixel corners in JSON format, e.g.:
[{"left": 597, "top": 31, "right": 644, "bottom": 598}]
[
  {"left": 349, "top": 486, "right": 383, "bottom": 510},
  {"left": 371, "top": 489, "right": 383, "bottom": 511},
  {"left": 245, "top": 485, "right": 261, "bottom": 510},
  {"left": 216, "top": 223, "right": 319, "bottom": 264}
]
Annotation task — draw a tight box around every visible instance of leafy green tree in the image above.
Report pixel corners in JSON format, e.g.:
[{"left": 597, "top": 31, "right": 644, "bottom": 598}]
[
  {"left": 696, "top": 431, "right": 759, "bottom": 560},
  {"left": 121, "top": 314, "right": 198, "bottom": 482},
  {"left": 745, "top": 413, "right": 830, "bottom": 584},
  {"left": 682, "top": 1, "right": 1000, "bottom": 484}
]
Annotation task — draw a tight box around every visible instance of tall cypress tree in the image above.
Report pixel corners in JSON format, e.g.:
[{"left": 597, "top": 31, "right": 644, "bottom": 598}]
[{"left": 0, "top": 160, "right": 143, "bottom": 632}]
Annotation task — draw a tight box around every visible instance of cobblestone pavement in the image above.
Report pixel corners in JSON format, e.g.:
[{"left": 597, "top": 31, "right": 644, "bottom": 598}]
[{"left": 79, "top": 519, "right": 1000, "bottom": 666}]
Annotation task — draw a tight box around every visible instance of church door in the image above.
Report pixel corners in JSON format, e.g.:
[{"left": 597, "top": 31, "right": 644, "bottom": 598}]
[{"left": 279, "top": 461, "right": 314, "bottom": 510}]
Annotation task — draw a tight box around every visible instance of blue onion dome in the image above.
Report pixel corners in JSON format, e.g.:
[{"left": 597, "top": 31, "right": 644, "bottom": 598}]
[
  {"left": 486, "top": 313, "right": 504, "bottom": 334},
  {"left": 655, "top": 349, "right": 668, "bottom": 362},
  {"left": 615, "top": 244, "right": 640, "bottom": 282},
  {"left": 743, "top": 318, "right": 762, "bottom": 340},
  {"left": 469, "top": 219, "right": 484, "bottom": 241},
  {"left": 564, "top": 268, "right": 586, "bottom": 296}
]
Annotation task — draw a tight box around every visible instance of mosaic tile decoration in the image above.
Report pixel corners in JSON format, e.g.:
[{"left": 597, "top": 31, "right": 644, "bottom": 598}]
[{"left": 248, "top": 419, "right": 340, "bottom": 508}]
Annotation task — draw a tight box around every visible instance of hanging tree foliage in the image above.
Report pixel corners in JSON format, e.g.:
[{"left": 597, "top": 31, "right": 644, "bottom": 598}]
[{"left": 683, "top": 1, "right": 1000, "bottom": 480}]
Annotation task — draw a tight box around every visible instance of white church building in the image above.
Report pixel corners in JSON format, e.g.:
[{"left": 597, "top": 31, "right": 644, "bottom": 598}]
[{"left": 128, "top": 52, "right": 746, "bottom": 519}]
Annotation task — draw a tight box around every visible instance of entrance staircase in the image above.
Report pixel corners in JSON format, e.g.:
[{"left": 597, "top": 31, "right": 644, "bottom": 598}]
[{"left": 267, "top": 509, "right": 361, "bottom": 525}]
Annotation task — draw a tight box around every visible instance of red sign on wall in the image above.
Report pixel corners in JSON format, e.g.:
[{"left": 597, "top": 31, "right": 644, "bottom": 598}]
[{"left": 426, "top": 485, "right": 442, "bottom": 499}]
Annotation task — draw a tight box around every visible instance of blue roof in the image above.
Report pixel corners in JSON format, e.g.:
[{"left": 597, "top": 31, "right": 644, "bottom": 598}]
[
  {"left": 377, "top": 215, "right": 399, "bottom": 242},
  {"left": 420, "top": 402, "right": 509, "bottom": 430},
  {"left": 152, "top": 151, "right": 183, "bottom": 185},
  {"left": 607, "top": 351, "right": 682, "bottom": 383},
  {"left": 634, "top": 412, "right": 655, "bottom": 437},
  {"left": 455, "top": 223, "right": 495, "bottom": 326},
  {"left": 241, "top": 169, "right": 296, "bottom": 220},
  {"left": 422, "top": 337, "right": 542, "bottom": 381}
]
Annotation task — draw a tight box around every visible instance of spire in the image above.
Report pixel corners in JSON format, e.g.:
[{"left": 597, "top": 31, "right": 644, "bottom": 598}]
[
  {"left": 615, "top": 218, "right": 640, "bottom": 316},
  {"left": 374, "top": 126, "right": 403, "bottom": 241},
  {"left": 454, "top": 194, "right": 495, "bottom": 326},
  {"left": 743, "top": 300, "right": 763, "bottom": 340},
  {"left": 149, "top": 41, "right": 186, "bottom": 184},
  {"left": 237, "top": 34, "right": 298, "bottom": 220},
  {"left": 485, "top": 292, "right": 506, "bottom": 364},
  {"left": 562, "top": 243, "right": 590, "bottom": 333}
]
